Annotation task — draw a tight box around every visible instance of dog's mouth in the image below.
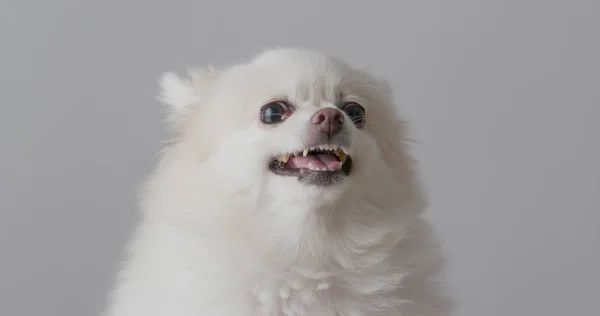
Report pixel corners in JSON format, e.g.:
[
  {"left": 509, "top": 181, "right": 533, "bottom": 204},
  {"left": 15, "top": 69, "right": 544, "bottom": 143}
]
[{"left": 269, "top": 145, "right": 352, "bottom": 186}]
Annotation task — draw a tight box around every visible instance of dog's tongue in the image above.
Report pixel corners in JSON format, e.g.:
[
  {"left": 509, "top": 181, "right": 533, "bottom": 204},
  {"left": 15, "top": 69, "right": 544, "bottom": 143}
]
[{"left": 287, "top": 154, "right": 340, "bottom": 170}]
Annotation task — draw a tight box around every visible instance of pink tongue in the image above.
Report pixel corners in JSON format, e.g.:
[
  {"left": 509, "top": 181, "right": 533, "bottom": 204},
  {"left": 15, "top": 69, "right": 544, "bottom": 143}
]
[{"left": 287, "top": 154, "right": 340, "bottom": 171}]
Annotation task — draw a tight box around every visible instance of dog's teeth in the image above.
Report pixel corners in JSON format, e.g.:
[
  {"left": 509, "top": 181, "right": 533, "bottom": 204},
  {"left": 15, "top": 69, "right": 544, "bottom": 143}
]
[
  {"left": 338, "top": 152, "right": 347, "bottom": 164},
  {"left": 303, "top": 148, "right": 309, "bottom": 157},
  {"left": 281, "top": 154, "right": 290, "bottom": 163}
]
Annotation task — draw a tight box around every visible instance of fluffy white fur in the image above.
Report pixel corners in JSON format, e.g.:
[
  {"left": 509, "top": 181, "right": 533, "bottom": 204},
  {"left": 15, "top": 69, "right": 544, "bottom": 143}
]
[{"left": 103, "top": 48, "right": 452, "bottom": 316}]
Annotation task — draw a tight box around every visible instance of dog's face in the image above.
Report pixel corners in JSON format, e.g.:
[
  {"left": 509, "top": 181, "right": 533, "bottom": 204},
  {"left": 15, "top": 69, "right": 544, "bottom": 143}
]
[{"left": 159, "top": 49, "right": 411, "bottom": 211}]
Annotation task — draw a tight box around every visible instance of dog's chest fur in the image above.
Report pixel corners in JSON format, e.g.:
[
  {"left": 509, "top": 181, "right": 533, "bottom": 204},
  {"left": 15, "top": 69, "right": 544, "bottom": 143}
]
[
  {"left": 226, "top": 229, "right": 406, "bottom": 316},
  {"left": 252, "top": 270, "right": 335, "bottom": 315},
  {"left": 106, "top": 217, "right": 408, "bottom": 316},
  {"left": 247, "top": 262, "right": 403, "bottom": 316}
]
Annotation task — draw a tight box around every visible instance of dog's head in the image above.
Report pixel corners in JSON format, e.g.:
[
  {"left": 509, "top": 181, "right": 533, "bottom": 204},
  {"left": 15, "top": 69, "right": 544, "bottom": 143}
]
[{"left": 157, "top": 49, "right": 418, "bottom": 216}]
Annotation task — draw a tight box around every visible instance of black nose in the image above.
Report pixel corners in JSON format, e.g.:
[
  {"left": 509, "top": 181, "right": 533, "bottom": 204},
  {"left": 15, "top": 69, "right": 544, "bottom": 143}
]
[{"left": 311, "top": 108, "right": 344, "bottom": 136}]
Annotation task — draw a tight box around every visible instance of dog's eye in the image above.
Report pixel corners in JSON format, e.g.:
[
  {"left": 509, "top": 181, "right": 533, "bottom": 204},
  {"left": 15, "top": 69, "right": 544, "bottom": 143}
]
[
  {"left": 342, "top": 102, "right": 366, "bottom": 128},
  {"left": 260, "top": 101, "right": 292, "bottom": 124}
]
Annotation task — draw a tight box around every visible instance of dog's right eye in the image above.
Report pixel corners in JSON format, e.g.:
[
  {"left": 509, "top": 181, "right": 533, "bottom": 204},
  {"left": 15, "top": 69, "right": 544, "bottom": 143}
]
[{"left": 260, "top": 101, "right": 292, "bottom": 124}]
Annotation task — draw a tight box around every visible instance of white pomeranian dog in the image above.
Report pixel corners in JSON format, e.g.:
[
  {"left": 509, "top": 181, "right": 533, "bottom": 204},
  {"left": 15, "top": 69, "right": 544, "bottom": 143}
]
[{"left": 103, "top": 48, "right": 452, "bottom": 316}]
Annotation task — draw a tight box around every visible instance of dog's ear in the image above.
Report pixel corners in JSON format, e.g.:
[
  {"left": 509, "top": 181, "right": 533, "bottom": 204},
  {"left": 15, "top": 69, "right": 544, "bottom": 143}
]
[{"left": 157, "top": 66, "right": 219, "bottom": 130}]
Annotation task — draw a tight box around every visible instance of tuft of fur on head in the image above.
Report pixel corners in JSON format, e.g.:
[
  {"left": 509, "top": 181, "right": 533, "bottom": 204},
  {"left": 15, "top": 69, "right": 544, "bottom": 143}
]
[{"left": 104, "top": 48, "right": 452, "bottom": 316}]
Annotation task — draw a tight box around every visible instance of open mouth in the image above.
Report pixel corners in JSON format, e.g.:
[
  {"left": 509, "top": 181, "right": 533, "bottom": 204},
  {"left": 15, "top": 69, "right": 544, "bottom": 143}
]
[{"left": 269, "top": 145, "right": 352, "bottom": 186}]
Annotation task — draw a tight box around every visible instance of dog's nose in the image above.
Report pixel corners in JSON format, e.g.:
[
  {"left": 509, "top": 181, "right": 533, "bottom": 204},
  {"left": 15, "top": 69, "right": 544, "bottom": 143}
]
[{"left": 311, "top": 108, "right": 345, "bottom": 136}]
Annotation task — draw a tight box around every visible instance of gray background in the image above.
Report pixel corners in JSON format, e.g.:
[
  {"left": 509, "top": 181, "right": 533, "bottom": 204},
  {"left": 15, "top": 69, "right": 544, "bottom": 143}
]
[{"left": 1, "top": 0, "right": 598, "bottom": 315}]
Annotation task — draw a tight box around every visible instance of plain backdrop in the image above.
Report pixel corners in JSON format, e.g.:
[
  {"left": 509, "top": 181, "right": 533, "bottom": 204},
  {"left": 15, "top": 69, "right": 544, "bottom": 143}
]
[{"left": 1, "top": 0, "right": 599, "bottom": 315}]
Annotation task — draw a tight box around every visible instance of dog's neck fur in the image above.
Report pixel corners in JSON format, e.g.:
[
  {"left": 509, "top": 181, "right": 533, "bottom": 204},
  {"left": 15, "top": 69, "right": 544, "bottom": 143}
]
[{"left": 143, "top": 143, "right": 413, "bottom": 272}]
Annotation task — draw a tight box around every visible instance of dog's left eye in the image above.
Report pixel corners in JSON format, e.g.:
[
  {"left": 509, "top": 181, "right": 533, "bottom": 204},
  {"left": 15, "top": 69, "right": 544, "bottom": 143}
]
[
  {"left": 342, "top": 102, "right": 366, "bottom": 129},
  {"left": 260, "top": 100, "right": 292, "bottom": 124}
]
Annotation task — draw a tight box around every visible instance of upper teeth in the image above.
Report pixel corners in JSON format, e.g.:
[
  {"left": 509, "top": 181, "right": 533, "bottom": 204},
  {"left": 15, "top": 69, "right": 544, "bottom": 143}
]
[
  {"left": 276, "top": 145, "right": 349, "bottom": 163},
  {"left": 302, "top": 144, "right": 347, "bottom": 154}
]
